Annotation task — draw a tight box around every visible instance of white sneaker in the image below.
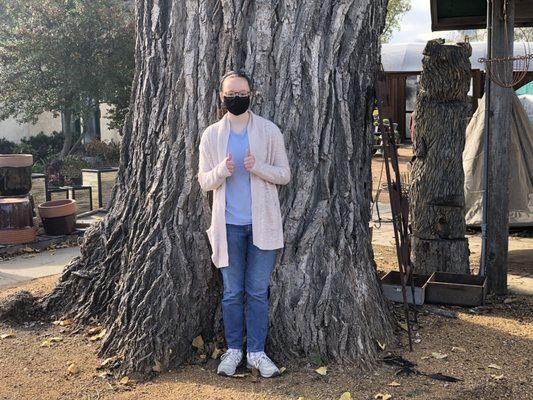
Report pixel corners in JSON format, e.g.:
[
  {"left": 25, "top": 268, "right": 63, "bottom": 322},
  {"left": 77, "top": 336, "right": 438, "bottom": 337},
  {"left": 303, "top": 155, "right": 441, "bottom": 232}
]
[
  {"left": 217, "top": 348, "right": 243, "bottom": 377},
  {"left": 246, "top": 351, "right": 280, "bottom": 378}
]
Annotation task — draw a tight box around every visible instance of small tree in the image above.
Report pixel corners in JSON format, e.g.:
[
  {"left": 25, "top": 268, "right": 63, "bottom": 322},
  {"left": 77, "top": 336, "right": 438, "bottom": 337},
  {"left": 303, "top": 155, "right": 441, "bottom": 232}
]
[
  {"left": 0, "top": 0, "right": 134, "bottom": 157},
  {"left": 381, "top": 0, "right": 411, "bottom": 43}
]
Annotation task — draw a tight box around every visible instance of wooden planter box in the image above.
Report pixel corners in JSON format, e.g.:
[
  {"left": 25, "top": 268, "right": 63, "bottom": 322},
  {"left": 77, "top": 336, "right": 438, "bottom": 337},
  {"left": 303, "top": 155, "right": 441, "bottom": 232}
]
[
  {"left": 426, "top": 272, "right": 487, "bottom": 307},
  {"left": 81, "top": 167, "right": 118, "bottom": 209},
  {"left": 381, "top": 271, "right": 430, "bottom": 305}
]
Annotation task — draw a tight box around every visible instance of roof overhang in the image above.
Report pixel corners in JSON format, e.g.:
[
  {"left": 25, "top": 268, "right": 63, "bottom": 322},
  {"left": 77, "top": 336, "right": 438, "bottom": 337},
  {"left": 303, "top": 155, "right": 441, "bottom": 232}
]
[{"left": 430, "top": 0, "right": 533, "bottom": 31}]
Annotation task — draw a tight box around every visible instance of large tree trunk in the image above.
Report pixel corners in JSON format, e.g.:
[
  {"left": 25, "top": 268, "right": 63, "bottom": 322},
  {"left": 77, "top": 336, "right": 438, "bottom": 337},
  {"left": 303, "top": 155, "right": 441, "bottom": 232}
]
[
  {"left": 409, "top": 39, "right": 471, "bottom": 275},
  {"left": 3, "top": 0, "right": 393, "bottom": 380}
]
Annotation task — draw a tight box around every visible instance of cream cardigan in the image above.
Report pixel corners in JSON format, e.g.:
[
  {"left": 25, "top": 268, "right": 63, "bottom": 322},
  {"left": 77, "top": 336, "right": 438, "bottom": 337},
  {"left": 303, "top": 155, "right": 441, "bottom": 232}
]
[{"left": 197, "top": 110, "right": 291, "bottom": 268}]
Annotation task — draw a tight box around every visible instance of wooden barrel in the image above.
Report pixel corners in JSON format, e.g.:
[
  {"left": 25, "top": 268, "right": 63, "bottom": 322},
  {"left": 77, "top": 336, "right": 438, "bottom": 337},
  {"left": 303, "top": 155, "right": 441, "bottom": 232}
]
[
  {"left": 0, "top": 154, "right": 33, "bottom": 196},
  {"left": 0, "top": 196, "right": 37, "bottom": 244}
]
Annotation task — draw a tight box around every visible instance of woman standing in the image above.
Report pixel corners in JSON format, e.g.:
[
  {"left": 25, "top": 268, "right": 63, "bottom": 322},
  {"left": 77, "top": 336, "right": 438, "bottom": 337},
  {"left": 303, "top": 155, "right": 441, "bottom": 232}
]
[{"left": 197, "top": 70, "right": 291, "bottom": 378}]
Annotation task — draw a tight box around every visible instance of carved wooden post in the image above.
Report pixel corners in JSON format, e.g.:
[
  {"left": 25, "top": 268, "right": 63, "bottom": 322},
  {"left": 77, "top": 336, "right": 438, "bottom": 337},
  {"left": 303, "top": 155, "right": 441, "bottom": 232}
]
[{"left": 409, "top": 39, "right": 471, "bottom": 275}]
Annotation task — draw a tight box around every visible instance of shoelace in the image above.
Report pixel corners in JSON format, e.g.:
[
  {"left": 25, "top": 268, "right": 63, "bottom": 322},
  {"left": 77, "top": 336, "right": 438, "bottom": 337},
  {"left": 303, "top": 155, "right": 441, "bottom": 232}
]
[
  {"left": 221, "top": 350, "right": 242, "bottom": 364},
  {"left": 249, "top": 352, "right": 273, "bottom": 368}
]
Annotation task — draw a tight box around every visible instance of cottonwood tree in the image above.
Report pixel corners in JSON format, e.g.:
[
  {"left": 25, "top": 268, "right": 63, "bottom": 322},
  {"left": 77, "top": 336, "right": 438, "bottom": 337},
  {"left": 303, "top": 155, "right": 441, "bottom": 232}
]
[{"left": 1, "top": 0, "right": 394, "bottom": 380}]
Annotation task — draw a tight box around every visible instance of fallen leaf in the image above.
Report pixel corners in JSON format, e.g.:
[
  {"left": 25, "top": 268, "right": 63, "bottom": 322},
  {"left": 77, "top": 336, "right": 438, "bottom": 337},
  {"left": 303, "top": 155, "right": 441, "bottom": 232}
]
[
  {"left": 0, "top": 331, "right": 14, "bottom": 339},
  {"left": 152, "top": 360, "right": 162, "bottom": 372},
  {"left": 67, "top": 363, "right": 80, "bottom": 374},
  {"left": 374, "top": 393, "right": 392, "bottom": 400},
  {"left": 89, "top": 329, "right": 107, "bottom": 341},
  {"left": 58, "top": 319, "right": 72, "bottom": 326},
  {"left": 488, "top": 364, "right": 502, "bottom": 370},
  {"left": 87, "top": 326, "right": 103, "bottom": 335},
  {"left": 315, "top": 366, "right": 327, "bottom": 376},
  {"left": 119, "top": 376, "right": 130, "bottom": 385},
  {"left": 491, "top": 374, "right": 504, "bottom": 380},
  {"left": 41, "top": 339, "right": 53, "bottom": 347},
  {"left": 376, "top": 340, "right": 386, "bottom": 351},
  {"left": 431, "top": 352, "right": 448, "bottom": 360},
  {"left": 297, "top": 397, "right": 305, "bottom": 400},
  {"left": 232, "top": 373, "right": 248, "bottom": 378},
  {"left": 452, "top": 346, "right": 466, "bottom": 353},
  {"left": 49, "top": 337, "right": 63, "bottom": 342},
  {"left": 398, "top": 322, "right": 408, "bottom": 332},
  {"left": 421, "top": 356, "right": 430, "bottom": 360},
  {"left": 211, "top": 347, "right": 222, "bottom": 359},
  {"left": 100, "top": 355, "right": 118, "bottom": 367},
  {"left": 97, "top": 371, "right": 112, "bottom": 379},
  {"left": 279, "top": 367, "right": 286, "bottom": 375},
  {"left": 388, "top": 381, "right": 401, "bottom": 387},
  {"left": 192, "top": 335, "right": 204, "bottom": 349},
  {"left": 339, "top": 392, "right": 352, "bottom": 400}
]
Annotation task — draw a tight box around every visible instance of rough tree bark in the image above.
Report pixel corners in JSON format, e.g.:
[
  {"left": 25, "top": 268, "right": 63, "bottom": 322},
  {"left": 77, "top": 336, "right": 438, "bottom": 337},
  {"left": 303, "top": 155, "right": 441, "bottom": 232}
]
[
  {"left": 1, "top": 0, "right": 394, "bottom": 379},
  {"left": 409, "top": 39, "right": 471, "bottom": 275}
]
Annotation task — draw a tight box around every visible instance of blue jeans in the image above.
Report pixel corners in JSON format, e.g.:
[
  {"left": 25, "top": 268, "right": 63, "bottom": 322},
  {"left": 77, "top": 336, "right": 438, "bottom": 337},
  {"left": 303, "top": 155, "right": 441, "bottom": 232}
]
[{"left": 221, "top": 223, "right": 277, "bottom": 352}]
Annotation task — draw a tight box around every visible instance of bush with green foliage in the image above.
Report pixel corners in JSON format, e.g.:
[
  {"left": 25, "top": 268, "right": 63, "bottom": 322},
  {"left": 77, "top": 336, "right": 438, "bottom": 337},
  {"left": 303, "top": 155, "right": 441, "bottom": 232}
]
[{"left": 0, "top": 138, "right": 16, "bottom": 154}]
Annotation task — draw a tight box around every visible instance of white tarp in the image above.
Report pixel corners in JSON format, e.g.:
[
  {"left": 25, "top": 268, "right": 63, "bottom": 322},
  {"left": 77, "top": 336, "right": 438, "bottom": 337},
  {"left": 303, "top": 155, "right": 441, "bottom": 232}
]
[
  {"left": 463, "top": 93, "right": 533, "bottom": 227},
  {"left": 518, "top": 94, "right": 533, "bottom": 122}
]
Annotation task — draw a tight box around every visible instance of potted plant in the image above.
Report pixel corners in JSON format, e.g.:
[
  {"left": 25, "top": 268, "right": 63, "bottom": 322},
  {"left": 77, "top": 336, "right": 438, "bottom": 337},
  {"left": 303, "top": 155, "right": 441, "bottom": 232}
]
[{"left": 37, "top": 199, "right": 77, "bottom": 235}]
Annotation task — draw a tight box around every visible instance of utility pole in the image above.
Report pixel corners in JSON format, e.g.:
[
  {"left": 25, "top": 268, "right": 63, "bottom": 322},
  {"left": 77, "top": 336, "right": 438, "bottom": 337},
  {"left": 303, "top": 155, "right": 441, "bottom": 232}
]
[{"left": 482, "top": 0, "right": 514, "bottom": 294}]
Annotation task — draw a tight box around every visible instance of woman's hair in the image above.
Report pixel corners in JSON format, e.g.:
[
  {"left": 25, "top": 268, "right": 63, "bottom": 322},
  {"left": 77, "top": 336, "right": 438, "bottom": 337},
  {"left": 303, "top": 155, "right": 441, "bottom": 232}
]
[{"left": 217, "top": 69, "right": 253, "bottom": 119}]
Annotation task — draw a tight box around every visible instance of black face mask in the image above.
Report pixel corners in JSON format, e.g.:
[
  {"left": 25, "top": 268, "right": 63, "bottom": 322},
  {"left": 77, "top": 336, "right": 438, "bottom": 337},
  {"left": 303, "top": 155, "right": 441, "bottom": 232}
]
[{"left": 223, "top": 95, "right": 250, "bottom": 115}]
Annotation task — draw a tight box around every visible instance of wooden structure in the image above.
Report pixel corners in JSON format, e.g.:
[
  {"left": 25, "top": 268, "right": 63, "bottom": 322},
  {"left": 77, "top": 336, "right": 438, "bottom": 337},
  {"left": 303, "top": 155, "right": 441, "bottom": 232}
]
[
  {"left": 430, "top": 0, "right": 533, "bottom": 31},
  {"left": 380, "top": 42, "right": 533, "bottom": 142},
  {"left": 430, "top": 0, "right": 533, "bottom": 294}
]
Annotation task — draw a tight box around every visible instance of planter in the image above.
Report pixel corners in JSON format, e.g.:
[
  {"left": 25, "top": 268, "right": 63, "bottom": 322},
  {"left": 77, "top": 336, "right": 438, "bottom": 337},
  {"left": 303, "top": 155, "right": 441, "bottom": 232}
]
[
  {"left": 0, "top": 226, "right": 37, "bottom": 245},
  {"left": 426, "top": 272, "right": 487, "bottom": 307},
  {"left": 381, "top": 270, "right": 430, "bottom": 305},
  {"left": 38, "top": 199, "right": 77, "bottom": 235},
  {"left": 82, "top": 167, "right": 118, "bottom": 209},
  {"left": 0, "top": 196, "right": 37, "bottom": 244},
  {"left": 0, "top": 154, "right": 33, "bottom": 196}
]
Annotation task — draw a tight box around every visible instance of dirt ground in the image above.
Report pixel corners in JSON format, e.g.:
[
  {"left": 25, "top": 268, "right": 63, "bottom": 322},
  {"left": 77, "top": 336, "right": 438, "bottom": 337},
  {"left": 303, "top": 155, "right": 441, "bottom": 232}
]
[
  {"left": 1, "top": 145, "right": 531, "bottom": 400},
  {"left": 1, "top": 248, "right": 531, "bottom": 400}
]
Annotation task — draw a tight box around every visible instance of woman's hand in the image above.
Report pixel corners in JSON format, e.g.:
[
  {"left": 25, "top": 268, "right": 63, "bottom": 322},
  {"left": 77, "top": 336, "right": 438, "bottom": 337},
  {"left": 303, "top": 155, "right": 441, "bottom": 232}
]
[
  {"left": 244, "top": 149, "right": 255, "bottom": 171},
  {"left": 226, "top": 153, "right": 235, "bottom": 174}
]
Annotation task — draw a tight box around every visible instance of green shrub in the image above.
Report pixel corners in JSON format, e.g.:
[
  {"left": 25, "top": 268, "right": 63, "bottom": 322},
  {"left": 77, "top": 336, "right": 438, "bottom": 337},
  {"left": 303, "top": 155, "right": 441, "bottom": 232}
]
[
  {"left": 0, "top": 138, "right": 17, "bottom": 154},
  {"left": 84, "top": 139, "right": 120, "bottom": 167},
  {"left": 15, "top": 131, "right": 64, "bottom": 162}
]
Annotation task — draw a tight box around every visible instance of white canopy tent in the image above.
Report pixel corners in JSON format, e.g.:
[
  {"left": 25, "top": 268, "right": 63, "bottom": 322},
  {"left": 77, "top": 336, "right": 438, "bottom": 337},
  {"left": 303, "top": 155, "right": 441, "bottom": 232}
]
[{"left": 463, "top": 93, "right": 533, "bottom": 227}]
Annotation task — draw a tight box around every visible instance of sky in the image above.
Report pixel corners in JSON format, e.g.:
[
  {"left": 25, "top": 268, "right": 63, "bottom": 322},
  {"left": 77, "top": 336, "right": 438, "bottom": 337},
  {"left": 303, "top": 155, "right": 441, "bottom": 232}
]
[{"left": 389, "top": 0, "right": 457, "bottom": 44}]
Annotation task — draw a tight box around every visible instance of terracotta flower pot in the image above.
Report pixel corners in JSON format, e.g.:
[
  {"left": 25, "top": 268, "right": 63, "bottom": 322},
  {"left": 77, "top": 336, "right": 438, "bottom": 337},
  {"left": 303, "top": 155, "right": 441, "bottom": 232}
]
[
  {"left": 0, "top": 154, "right": 33, "bottom": 196},
  {"left": 38, "top": 199, "right": 77, "bottom": 235}
]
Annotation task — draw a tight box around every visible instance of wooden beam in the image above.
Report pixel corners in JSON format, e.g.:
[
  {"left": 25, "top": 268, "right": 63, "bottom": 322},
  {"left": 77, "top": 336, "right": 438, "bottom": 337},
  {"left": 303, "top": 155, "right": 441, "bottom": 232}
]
[{"left": 484, "top": 0, "right": 514, "bottom": 294}]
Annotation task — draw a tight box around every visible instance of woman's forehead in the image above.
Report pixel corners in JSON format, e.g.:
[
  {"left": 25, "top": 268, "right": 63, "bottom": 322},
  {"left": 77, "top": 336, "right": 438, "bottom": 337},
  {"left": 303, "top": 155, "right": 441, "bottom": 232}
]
[{"left": 222, "top": 76, "right": 249, "bottom": 91}]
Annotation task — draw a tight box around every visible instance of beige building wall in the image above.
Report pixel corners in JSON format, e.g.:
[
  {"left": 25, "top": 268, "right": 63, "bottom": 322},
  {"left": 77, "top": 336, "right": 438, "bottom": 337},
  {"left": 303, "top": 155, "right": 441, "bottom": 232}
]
[
  {"left": 99, "top": 103, "right": 122, "bottom": 142},
  {"left": 0, "top": 112, "right": 62, "bottom": 143},
  {"left": 0, "top": 103, "right": 122, "bottom": 144}
]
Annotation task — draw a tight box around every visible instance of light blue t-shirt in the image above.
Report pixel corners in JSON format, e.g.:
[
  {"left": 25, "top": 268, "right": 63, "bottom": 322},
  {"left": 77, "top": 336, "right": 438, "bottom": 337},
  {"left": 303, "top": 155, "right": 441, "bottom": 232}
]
[{"left": 225, "top": 127, "right": 252, "bottom": 225}]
